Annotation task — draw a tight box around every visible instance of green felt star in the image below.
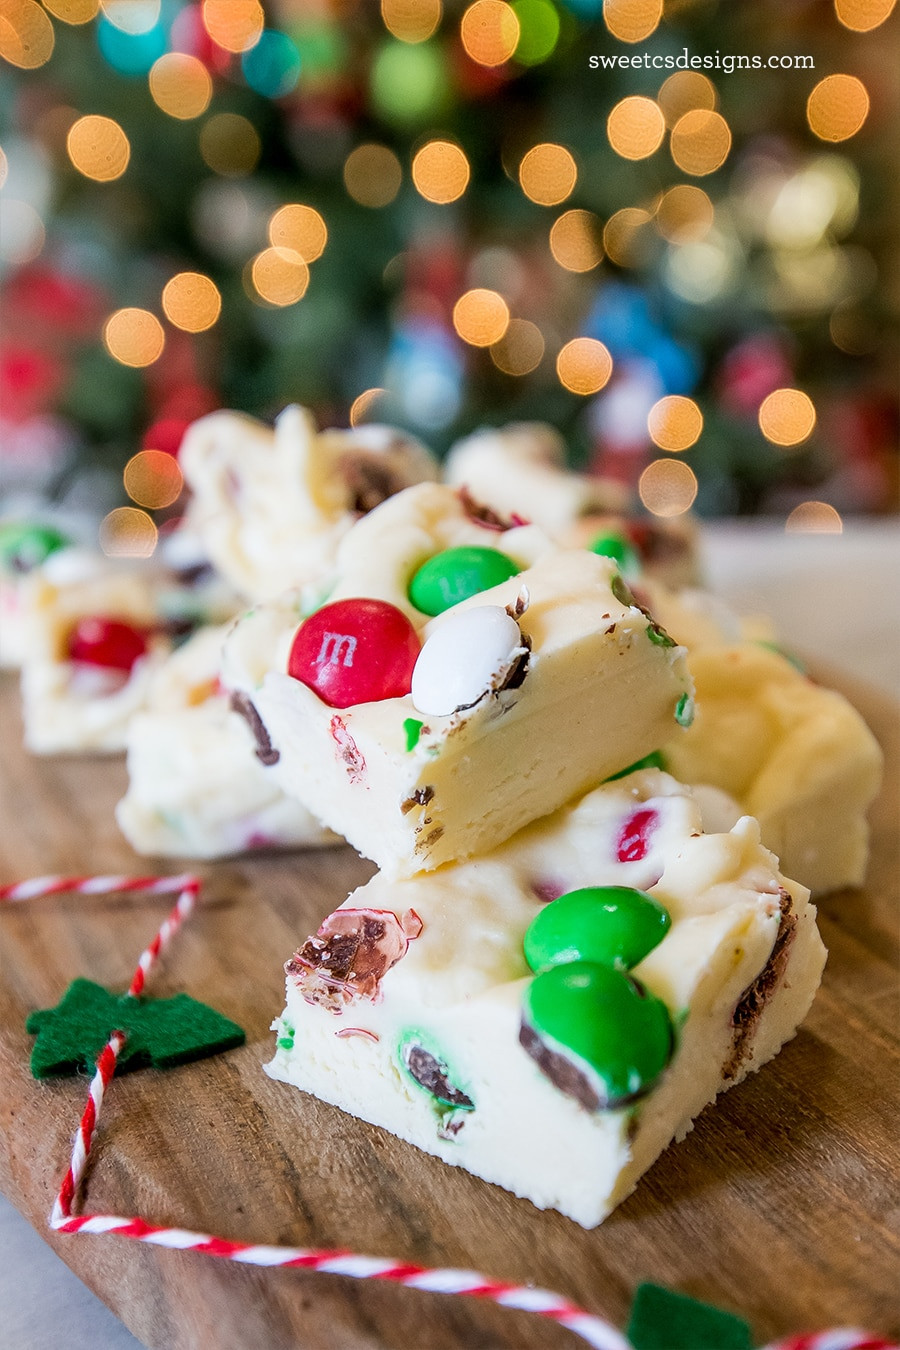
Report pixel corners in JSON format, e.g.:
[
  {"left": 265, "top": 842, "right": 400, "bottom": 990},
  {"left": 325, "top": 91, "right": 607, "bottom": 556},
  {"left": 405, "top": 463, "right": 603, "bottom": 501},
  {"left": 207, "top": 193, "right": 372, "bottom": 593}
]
[
  {"left": 26, "top": 977, "right": 245, "bottom": 1079},
  {"left": 626, "top": 1282, "right": 752, "bottom": 1350}
]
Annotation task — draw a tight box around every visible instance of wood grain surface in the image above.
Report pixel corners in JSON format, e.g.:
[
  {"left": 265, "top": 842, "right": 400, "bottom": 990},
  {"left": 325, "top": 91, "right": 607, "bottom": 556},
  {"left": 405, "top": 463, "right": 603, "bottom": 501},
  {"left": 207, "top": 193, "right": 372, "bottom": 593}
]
[{"left": 0, "top": 667, "right": 897, "bottom": 1350}]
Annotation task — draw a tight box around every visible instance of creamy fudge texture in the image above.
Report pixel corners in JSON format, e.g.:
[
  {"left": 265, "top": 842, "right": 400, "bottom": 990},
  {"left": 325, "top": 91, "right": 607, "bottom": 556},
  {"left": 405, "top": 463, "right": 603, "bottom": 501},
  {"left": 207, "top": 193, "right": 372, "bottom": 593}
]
[
  {"left": 267, "top": 770, "right": 826, "bottom": 1227},
  {"left": 117, "top": 625, "right": 336, "bottom": 859},
  {"left": 223, "top": 485, "right": 693, "bottom": 875},
  {"left": 179, "top": 405, "right": 438, "bottom": 602}
]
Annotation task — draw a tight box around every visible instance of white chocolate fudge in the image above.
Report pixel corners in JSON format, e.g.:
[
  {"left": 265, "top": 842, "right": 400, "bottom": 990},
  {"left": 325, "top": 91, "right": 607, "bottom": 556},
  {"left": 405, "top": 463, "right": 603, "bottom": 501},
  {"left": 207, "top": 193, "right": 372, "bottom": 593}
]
[
  {"left": 223, "top": 484, "right": 693, "bottom": 876},
  {"left": 267, "top": 770, "right": 826, "bottom": 1227},
  {"left": 116, "top": 625, "right": 337, "bottom": 859},
  {"left": 179, "top": 405, "right": 438, "bottom": 601}
]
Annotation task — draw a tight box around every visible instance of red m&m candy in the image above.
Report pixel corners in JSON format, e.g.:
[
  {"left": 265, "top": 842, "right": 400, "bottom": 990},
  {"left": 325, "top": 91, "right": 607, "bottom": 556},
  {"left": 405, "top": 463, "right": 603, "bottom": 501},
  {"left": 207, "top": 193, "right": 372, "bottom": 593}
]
[
  {"left": 67, "top": 617, "right": 149, "bottom": 673},
  {"left": 287, "top": 598, "right": 421, "bottom": 709}
]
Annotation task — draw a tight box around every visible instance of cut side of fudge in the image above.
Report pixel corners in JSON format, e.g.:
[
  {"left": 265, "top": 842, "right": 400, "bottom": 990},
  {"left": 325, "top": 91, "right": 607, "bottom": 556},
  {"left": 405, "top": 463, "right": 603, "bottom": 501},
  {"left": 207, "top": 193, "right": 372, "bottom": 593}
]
[
  {"left": 267, "top": 769, "right": 826, "bottom": 1228},
  {"left": 223, "top": 484, "right": 693, "bottom": 876}
]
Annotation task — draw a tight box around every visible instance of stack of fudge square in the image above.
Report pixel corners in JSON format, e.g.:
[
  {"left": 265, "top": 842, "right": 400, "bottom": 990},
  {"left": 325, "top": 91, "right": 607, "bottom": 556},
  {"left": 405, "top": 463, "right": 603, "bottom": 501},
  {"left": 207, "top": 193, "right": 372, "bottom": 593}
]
[{"left": 9, "top": 407, "right": 882, "bottom": 1228}]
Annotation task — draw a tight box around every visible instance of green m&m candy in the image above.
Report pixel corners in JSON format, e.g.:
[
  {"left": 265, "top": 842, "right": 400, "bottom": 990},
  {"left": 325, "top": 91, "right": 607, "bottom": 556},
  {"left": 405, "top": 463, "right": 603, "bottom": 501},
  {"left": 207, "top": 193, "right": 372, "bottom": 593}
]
[
  {"left": 521, "top": 961, "right": 673, "bottom": 1109},
  {"left": 524, "top": 885, "right": 671, "bottom": 974},
  {"left": 0, "top": 522, "right": 70, "bottom": 574},
  {"left": 589, "top": 531, "right": 640, "bottom": 577},
  {"left": 408, "top": 546, "right": 521, "bottom": 616}
]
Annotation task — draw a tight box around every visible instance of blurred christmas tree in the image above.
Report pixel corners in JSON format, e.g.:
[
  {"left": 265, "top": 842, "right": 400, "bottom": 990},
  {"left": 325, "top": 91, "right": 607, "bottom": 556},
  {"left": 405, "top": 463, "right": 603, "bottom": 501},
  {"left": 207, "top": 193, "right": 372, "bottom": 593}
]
[{"left": 0, "top": 0, "right": 897, "bottom": 535}]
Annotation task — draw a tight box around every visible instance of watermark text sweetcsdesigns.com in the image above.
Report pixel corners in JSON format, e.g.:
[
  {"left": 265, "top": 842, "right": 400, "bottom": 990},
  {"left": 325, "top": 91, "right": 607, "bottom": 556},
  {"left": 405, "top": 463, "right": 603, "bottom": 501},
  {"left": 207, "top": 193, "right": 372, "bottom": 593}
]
[{"left": 590, "top": 48, "right": 815, "bottom": 73}]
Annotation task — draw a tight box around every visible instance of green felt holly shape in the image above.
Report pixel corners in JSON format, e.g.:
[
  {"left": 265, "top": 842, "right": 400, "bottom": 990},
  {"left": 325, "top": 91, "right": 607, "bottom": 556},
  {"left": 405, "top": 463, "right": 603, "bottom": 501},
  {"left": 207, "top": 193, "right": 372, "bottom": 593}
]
[
  {"left": 26, "top": 977, "right": 245, "bottom": 1078},
  {"left": 626, "top": 1282, "right": 752, "bottom": 1350}
]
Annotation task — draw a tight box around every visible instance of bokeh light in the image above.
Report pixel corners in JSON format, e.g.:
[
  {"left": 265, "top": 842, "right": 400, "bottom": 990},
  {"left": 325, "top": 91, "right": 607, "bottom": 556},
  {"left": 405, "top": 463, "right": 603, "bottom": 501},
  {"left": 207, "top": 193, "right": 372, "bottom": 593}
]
[
  {"left": 349, "top": 388, "right": 389, "bottom": 425},
  {"left": 557, "top": 338, "right": 613, "bottom": 394},
  {"left": 99, "top": 507, "right": 158, "bottom": 558},
  {"left": 453, "top": 288, "right": 510, "bottom": 346},
  {"left": 124, "top": 449, "right": 184, "bottom": 508},
  {"left": 43, "top": 0, "right": 99, "bottom": 24},
  {"left": 0, "top": 148, "right": 7, "bottom": 189},
  {"left": 670, "top": 110, "right": 731, "bottom": 175},
  {"left": 648, "top": 396, "right": 703, "bottom": 451},
  {"left": 603, "top": 0, "right": 662, "bottom": 41},
  {"left": 101, "top": 1, "right": 160, "bottom": 35},
  {"left": 512, "top": 0, "right": 560, "bottom": 64},
  {"left": 344, "top": 144, "right": 403, "bottom": 207},
  {"left": 412, "top": 140, "right": 470, "bottom": 204},
  {"left": 268, "top": 204, "right": 328, "bottom": 262},
  {"left": 66, "top": 114, "right": 130, "bottom": 181},
  {"left": 149, "top": 53, "right": 213, "bottom": 120},
  {"left": 199, "top": 113, "right": 261, "bottom": 176},
  {"left": 638, "top": 459, "right": 698, "bottom": 516},
  {"left": 249, "top": 248, "right": 310, "bottom": 306},
  {"left": 829, "top": 305, "right": 878, "bottom": 355},
  {"left": 201, "top": 0, "right": 264, "bottom": 53},
  {"left": 490, "top": 318, "right": 545, "bottom": 374},
  {"left": 655, "top": 184, "right": 714, "bottom": 243},
  {"left": 658, "top": 71, "right": 717, "bottom": 128},
  {"left": 549, "top": 209, "right": 604, "bottom": 271},
  {"left": 607, "top": 96, "right": 666, "bottom": 160},
  {"left": 0, "top": 0, "right": 55, "bottom": 67},
  {"left": 460, "top": 0, "right": 520, "bottom": 66},
  {"left": 0, "top": 199, "right": 46, "bottom": 265},
  {"left": 834, "top": 0, "right": 895, "bottom": 29},
  {"left": 98, "top": 9, "right": 165, "bottom": 73},
  {"left": 381, "top": 0, "right": 442, "bottom": 42},
  {"left": 103, "top": 308, "right": 165, "bottom": 367},
  {"left": 785, "top": 501, "right": 843, "bottom": 533},
  {"left": 242, "top": 29, "right": 301, "bottom": 97},
  {"left": 161, "top": 271, "right": 221, "bottom": 332},
  {"left": 758, "top": 388, "right": 817, "bottom": 446},
  {"left": 519, "top": 143, "right": 577, "bottom": 205},
  {"left": 602, "top": 207, "right": 652, "bottom": 266},
  {"left": 806, "top": 75, "right": 870, "bottom": 143},
  {"left": 371, "top": 38, "right": 450, "bottom": 125}
]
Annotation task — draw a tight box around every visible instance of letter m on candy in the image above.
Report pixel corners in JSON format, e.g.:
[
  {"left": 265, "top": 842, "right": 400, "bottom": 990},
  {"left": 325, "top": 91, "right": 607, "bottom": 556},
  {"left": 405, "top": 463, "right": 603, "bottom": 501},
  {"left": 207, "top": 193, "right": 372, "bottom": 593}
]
[{"left": 317, "top": 632, "right": 357, "bottom": 668}]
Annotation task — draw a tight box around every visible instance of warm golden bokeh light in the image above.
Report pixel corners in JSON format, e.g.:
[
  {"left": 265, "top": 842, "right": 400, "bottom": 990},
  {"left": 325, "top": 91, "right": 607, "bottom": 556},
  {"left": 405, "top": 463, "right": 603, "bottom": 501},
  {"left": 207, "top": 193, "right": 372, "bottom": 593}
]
[
  {"left": 412, "top": 140, "right": 471, "bottom": 204},
  {"left": 381, "top": 0, "right": 441, "bottom": 42},
  {"left": 806, "top": 75, "right": 870, "bottom": 143},
  {"left": 670, "top": 109, "right": 732, "bottom": 176},
  {"left": 549, "top": 209, "right": 604, "bottom": 272},
  {"left": 268, "top": 204, "right": 328, "bottom": 262},
  {"left": 785, "top": 501, "right": 843, "bottom": 534},
  {"left": 201, "top": 0, "right": 264, "bottom": 53},
  {"left": 162, "top": 272, "right": 222, "bottom": 333},
  {"left": 453, "top": 288, "right": 510, "bottom": 346},
  {"left": 460, "top": 0, "right": 520, "bottom": 66},
  {"left": 249, "top": 248, "right": 310, "bottom": 306},
  {"left": 103, "top": 308, "right": 165, "bottom": 367},
  {"left": 344, "top": 144, "right": 403, "bottom": 207},
  {"left": 556, "top": 338, "right": 613, "bottom": 395},
  {"left": 66, "top": 114, "right": 130, "bottom": 181},
  {"left": 607, "top": 96, "right": 666, "bottom": 160},
  {"left": 0, "top": 200, "right": 45, "bottom": 266},
  {"left": 602, "top": 207, "right": 652, "bottom": 266},
  {"left": 834, "top": 0, "right": 895, "bottom": 29},
  {"left": 43, "top": 0, "right": 99, "bottom": 24},
  {"left": 0, "top": 0, "right": 54, "bottom": 67},
  {"left": 758, "top": 388, "right": 817, "bottom": 447},
  {"left": 199, "top": 113, "right": 261, "bottom": 176},
  {"left": 149, "top": 53, "right": 213, "bottom": 120},
  {"left": 124, "top": 450, "right": 184, "bottom": 509},
  {"left": 648, "top": 396, "right": 703, "bottom": 452},
  {"left": 349, "top": 388, "right": 389, "bottom": 426},
  {"left": 639, "top": 459, "right": 698, "bottom": 516},
  {"left": 658, "top": 71, "right": 717, "bottom": 128},
  {"left": 603, "top": 0, "right": 662, "bottom": 43},
  {"left": 99, "top": 507, "right": 158, "bottom": 558},
  {"left": 519, "top": 143, "right": 577, "bottom": 206},
  {"left": 490, "top": 318, "right": 545, "bottom": 374},
  {"left": 655, "top": 184, "right": 714, "bottom": 243}
]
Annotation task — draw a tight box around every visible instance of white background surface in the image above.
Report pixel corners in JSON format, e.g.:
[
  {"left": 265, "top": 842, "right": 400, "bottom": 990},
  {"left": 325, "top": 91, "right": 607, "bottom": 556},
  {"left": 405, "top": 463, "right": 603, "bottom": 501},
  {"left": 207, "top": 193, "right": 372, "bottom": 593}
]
[{"left": 1, "top": 518, "right": 897, "bottom": 1349}]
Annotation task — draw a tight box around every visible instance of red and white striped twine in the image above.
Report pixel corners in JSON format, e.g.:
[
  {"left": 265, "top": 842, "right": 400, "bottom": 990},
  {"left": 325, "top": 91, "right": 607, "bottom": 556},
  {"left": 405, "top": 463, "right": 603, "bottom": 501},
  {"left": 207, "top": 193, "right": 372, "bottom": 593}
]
[{"left": 5, "top": 874, "right": 895, "bottom": 1350}]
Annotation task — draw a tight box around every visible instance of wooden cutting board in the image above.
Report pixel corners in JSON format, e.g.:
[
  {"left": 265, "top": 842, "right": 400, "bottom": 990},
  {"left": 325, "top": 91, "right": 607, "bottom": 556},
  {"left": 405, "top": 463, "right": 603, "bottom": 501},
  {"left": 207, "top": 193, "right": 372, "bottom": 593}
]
[{"left": 0, "top": 668, "right": 897, "bottom": 1350}]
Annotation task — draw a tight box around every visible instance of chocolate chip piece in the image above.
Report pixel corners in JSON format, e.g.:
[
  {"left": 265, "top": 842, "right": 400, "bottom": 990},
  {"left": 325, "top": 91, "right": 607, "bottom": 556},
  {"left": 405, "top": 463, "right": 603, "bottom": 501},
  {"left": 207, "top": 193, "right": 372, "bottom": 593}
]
[
  {"left": 286, "top": 908, "right": 415, "bottom": 1013},
  {"left": 402, "top": 1043, "right": 474, "bottom": 1110},
  {"left": 229, "top": 690, "right": 280, "bottom": 766},
  {"left": 519, "top": 1020, "right": 601, "bottom": 1112},
  {"left": 400, "top": 785, "right": 435, "bottom": 815},
  {"left": 724, "top": 889, "right": 798, "bottom": 1080}
]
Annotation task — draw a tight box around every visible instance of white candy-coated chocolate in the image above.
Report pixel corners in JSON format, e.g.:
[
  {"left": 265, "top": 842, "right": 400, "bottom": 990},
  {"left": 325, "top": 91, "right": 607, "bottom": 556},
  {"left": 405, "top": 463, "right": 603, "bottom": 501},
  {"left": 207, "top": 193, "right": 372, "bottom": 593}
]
[{"left": 411, "top": 605, "right": 525, "bottom": 717}]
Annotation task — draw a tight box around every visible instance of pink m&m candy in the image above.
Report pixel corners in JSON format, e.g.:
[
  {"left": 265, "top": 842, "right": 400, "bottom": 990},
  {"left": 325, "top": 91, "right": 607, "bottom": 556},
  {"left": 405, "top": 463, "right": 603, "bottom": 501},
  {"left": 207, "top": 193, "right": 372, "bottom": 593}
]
[
  {"left": 287, "top": 598, "right": 421, "bottom": 709},
  {"left": 67, "top": 617, "right": 149, "bottom": 673}
]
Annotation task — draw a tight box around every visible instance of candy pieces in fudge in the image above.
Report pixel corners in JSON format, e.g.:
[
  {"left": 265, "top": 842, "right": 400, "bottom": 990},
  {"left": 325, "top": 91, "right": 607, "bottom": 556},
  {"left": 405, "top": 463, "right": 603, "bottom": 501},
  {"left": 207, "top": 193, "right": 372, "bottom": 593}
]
[
  {"left": 267, "top": 769, "right": 826, "bottom": 1228},
  {"left": 0, "top": 521, "right": 77, "bottom": 669},
  {"left": 117, "top": 624, "right": 337, "bottom": 859},
  {"left": 222, "top": 483, "right": 693, "bottom": 876},
  {"left": 444, "top": 423, "right": 699, "bottom": 589},
  {"left": 179, "top": 405, "right": 438, "bottom": 602}
]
